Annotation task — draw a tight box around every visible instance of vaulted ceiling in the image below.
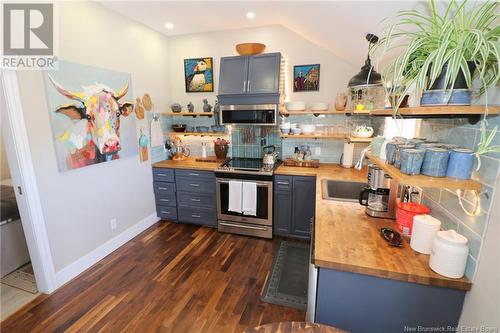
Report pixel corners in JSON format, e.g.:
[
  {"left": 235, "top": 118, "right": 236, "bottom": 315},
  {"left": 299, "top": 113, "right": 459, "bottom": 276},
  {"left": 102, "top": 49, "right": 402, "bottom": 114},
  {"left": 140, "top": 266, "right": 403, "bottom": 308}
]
[{"left": 101, "top": 1, "right": 425, "bottom": 66}]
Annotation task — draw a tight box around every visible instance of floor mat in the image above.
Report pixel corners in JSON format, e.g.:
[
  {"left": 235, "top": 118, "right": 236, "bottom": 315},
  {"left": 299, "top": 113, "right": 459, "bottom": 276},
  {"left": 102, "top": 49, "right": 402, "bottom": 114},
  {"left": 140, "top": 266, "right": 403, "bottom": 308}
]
[
  {"left": 1, "top": 264, "right": 38, "bottom": 294},
  {"left": 262, "top": 240, "right": 309, "bottom": 310}
]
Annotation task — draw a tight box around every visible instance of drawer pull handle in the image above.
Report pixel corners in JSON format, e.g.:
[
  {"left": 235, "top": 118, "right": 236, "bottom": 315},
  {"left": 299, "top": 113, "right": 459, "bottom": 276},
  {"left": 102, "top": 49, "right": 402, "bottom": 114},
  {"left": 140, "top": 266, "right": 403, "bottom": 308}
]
[
  {"left": 189, "top": 173, "right": 200, "bottom": 176},
  {"left": 157, "top": 173, "right": 167, "bottom": 176},
  {"left": 189, "top": 184, "right": 200, "bottom": 187},
  {"left": 191, "top": 214, "right": 201, "bottom": 218},
  {"left": 158, "top": 187, "right": 168, "bottom": 190},
  {"left": 161, "top": 211, "right": 171, "bottom": 214},
  {"left": 160, "top": 199, "right": 170, "bottom": 202},
  {"left": 191, "top": 198, "right": 201, "bottom": 202},
  {"left": 219, "top": 222, "right": 267, "bottom": 231},
  {"left": 277, "top": 182, "right": 289, "bottom": 185}
]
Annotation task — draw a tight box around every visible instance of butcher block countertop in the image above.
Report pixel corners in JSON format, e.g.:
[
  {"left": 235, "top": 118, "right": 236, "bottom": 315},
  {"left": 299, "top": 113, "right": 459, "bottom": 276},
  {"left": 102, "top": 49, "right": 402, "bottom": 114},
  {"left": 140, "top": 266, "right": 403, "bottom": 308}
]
[
  {"left": 275, "top": 164, "right": 472, "bottom": 291},
  {"left": 152, "top": 158, "right": 220, "bottom": 171}
]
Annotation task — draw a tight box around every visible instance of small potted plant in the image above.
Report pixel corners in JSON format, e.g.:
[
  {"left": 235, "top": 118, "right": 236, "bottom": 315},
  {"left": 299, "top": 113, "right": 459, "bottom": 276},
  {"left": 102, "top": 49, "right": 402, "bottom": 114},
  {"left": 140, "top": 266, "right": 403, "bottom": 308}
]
[
  {"left": 377, "top": 0, "right": 499, "bottom": 107},
  {"left": 214, "top": 138, "right": 230, "bottom": 159}
]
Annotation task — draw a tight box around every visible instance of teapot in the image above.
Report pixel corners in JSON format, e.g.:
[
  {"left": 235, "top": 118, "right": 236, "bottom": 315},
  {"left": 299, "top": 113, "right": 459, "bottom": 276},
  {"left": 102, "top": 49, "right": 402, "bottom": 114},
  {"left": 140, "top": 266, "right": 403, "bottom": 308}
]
[
  {"left": 172, "top": 136, "right": 190, "bottom": 160},
  {"left": 262, "top": 145, "right": 278, "bottom": 165}
]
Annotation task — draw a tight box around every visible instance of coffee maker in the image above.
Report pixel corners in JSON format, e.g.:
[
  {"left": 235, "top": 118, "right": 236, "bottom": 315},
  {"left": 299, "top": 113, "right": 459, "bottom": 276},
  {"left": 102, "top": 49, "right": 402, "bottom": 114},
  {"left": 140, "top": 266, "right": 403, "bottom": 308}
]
[{"left": 359, "top": 164, "right": 397, "bottom": 219}]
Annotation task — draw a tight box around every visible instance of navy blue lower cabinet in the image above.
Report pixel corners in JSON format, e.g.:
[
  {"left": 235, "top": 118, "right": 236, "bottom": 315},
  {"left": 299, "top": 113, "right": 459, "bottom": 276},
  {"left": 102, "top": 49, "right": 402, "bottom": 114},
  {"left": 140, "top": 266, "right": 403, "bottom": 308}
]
[
  {"left": 152, "top": 168, "right": 178, "bottom": 222},
  {"left": 315, "top": 268, "right": 466, "bottom": 333},
  {"left": 273, "top": 175, "right": 315, "bottom": 238}
]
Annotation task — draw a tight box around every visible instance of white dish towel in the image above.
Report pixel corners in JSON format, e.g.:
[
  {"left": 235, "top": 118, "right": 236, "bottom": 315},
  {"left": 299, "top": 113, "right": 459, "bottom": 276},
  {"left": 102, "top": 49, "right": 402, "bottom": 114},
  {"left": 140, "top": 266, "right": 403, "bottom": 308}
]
[
  {"left": 228, "top": 180, "right": 243, "bottom": 213},
  {"left": 150, "top": 117, "right": 164, "bottom": 148},
  {"left": 242, "top": 182, "right": 257, "bottom": 216}
]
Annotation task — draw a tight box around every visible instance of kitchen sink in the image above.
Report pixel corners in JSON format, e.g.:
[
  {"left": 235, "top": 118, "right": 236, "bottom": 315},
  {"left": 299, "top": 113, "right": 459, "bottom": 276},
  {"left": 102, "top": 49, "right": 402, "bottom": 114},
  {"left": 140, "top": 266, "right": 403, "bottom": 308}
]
[{"left": 321, "top": 179, "right": 367, "bottom": 202}]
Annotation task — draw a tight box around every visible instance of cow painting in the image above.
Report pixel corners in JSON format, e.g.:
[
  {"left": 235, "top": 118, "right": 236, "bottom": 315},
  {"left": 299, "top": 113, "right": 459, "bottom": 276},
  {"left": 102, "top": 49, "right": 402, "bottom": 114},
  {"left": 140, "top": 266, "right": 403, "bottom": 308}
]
[{"left": 45, "top": 66, "right": 138, "bottom": 171}]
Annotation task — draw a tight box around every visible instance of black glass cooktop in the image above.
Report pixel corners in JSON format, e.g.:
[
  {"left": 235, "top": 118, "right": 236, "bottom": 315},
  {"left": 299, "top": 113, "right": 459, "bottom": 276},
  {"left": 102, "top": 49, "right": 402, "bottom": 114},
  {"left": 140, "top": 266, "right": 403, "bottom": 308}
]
[{"left": 223, "top": 158, "right": 264, "bottom": 170}]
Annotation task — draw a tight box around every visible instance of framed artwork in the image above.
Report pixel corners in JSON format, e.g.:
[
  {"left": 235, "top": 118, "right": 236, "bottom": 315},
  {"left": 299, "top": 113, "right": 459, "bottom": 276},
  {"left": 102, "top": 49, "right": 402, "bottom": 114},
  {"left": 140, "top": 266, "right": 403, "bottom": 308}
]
[
  {"left": 43, "top": 60, "right": 138, "bottom": 172},
  {"left": 184, "top": 57, "right": 214, "bottom": 92},
  {"left": 293, "top": 64, "right": 320, "bottom": 92}
]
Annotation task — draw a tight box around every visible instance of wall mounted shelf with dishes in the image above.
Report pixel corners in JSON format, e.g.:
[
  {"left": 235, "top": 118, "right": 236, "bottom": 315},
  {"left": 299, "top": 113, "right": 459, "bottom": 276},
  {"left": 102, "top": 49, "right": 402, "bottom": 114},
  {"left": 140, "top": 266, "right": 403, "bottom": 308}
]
[
  {"left": 166, "top": 132, "right": 228, "bottom": 137},
  {"left": 280, "top": 134, "right": 373, "bottom": 143},
  {"left": 366, "top": 152, "right": 481, "bottom": 191},
  {"left": 162, "top": 112, "right": 214, "bottom": 118},
  {"left": 280, "top": 110, "right": 370, "bottom": 117}
]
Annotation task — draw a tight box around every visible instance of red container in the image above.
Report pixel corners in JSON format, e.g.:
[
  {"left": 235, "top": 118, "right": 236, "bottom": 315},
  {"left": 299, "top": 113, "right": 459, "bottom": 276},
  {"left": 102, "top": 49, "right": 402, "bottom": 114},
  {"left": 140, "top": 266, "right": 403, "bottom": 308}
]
[{"left": 396, "top": 202, "right": 430, "bottom": 237}]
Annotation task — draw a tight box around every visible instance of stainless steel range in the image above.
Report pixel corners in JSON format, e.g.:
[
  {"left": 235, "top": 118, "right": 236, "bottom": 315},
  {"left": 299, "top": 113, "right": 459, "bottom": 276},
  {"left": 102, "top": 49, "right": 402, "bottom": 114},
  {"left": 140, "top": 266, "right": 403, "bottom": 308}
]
[{"left": 215, "top": 158, "right": 280, "bottom": 239}]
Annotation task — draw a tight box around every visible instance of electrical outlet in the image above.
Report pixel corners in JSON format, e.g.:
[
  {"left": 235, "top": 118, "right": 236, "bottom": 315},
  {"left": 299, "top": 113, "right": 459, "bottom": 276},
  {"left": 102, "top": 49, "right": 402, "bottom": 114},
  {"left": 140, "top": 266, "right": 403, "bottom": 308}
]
[
  {"left": 314, "top": 147, "right": 321, "bottom": 155},
  {"left": 110, "top": 218, "right": 117, "bottom": 230}
]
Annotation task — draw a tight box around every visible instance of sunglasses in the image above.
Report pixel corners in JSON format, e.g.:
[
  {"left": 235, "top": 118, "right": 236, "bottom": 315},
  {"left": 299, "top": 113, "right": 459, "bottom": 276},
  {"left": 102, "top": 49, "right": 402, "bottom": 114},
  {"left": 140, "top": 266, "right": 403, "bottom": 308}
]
[{"left": 380, "top": 228, "right": 403, "bottom": 247}]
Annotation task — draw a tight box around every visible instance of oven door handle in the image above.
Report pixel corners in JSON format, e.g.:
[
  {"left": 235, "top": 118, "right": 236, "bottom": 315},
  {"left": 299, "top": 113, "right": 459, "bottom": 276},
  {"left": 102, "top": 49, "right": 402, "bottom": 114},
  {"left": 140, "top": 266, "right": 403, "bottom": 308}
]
[
  {"left": 219, "top": 222, "right": 268, "bottom": 231},
  {"left": 217, "top": 179, "right": 271, "bottom": 187}
]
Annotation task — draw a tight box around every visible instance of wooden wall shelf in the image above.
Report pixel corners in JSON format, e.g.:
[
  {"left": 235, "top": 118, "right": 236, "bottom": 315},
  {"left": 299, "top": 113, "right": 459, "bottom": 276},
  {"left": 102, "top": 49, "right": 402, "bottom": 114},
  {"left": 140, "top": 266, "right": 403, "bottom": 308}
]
[
  {"left": 280, "top": 134, "right": 372, "bottom": 143},
  {"left": 162, "top": 112, "right": 214, "bottom": 117},
  {"left": 280, "top": 110, "right": 369, "bottom": 116},
  {"left": 366, "top": 152, "right": 481, "bottom": 191},
  {"left": 369, "top": 105, "right": 499, "bottom": 117},
  {"left": 166, "top": 132, "right": 228, "bottom": 137}
]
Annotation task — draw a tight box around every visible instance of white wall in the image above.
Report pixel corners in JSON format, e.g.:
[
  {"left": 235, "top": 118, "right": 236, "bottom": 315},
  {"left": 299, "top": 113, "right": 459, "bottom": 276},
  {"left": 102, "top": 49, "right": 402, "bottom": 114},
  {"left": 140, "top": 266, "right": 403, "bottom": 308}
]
[
  {"left": 16, "top": 1, "right": 169, "bottom": 272},
  {"left": 167, "top": 25, "right": 358, "bottom": 111},
  {"left": 459, "top": 191, "right": 500, "bottom": 328}
]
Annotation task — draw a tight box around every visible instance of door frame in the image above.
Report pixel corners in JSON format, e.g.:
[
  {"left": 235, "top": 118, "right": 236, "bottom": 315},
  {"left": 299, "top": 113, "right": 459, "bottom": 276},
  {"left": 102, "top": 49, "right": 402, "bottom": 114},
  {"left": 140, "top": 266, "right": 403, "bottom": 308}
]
[{"left": 1, "top": 70, "right": 57, "bottom": 293}]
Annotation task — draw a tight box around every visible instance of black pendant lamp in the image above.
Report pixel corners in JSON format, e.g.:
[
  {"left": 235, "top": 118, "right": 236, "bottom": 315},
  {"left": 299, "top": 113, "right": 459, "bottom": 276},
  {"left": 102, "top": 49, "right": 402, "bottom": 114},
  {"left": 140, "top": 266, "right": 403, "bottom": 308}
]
[{"left": 348, "top": 33, "right": 382, "bottom": 88}]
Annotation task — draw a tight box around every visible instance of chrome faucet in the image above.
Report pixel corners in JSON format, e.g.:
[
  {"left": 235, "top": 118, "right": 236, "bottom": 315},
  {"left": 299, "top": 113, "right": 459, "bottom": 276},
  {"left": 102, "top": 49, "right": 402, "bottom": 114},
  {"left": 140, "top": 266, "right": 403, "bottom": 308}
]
[{"left": 355, "top": 147, "right": 370, "bottom": 170}]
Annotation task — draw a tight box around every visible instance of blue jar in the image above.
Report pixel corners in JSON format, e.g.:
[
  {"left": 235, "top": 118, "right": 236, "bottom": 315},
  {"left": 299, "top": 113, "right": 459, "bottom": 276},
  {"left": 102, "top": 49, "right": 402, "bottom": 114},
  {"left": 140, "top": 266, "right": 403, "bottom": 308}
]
[
  {"left": 386, "top": 141, "right": 399, "bottom": 165},
  {"left": 394, "top": 144, "right": 415, "bottom": 168},
  {"left": 422, "top": 148, "right": 449, "bottom": 177},
  {"left": 400, "top": 149, "right": 425, "bottom": 175},
  {"left": 446, "top": 148, "right": 475, "bottom": 179}
]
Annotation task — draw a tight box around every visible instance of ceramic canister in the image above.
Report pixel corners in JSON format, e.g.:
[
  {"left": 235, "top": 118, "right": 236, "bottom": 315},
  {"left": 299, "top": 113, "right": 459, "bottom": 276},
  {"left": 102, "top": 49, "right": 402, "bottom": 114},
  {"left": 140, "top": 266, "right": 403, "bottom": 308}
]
[
  {"left": 410, "top": 215, "right": 441, "bottom": 254},
  {"left": 429, "top": 230, "right": 469, "bottom": 279},
  {"left": 446, "top": 148, "right": 475, "bottom": 180},
  {"left": 422, "top": 148, "right": 450, "bottom": 177},
  {"left": 400, "top": 148, "right": 425, "bottom": 175},
  {"left": 370, "top": 136, "right": 385, "bottom": 157},
  {"left": 394, "top": 144, "right": 415, "bottom": 168},
  {"left": 385, "top": 141, "right": 399, "bottom": 165}
]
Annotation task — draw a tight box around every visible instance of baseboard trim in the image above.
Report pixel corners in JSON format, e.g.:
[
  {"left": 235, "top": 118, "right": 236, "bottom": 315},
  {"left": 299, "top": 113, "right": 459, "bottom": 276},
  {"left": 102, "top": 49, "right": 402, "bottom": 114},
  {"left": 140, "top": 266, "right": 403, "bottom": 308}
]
[{"left": 55, "top": 213, "right": 159, "bottom": 288}]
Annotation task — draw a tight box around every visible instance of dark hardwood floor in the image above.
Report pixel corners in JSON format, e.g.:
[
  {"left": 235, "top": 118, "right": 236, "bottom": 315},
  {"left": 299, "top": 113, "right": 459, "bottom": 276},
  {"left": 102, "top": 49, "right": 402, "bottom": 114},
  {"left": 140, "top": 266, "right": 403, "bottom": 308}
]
[{"left": 1, "top": 222, "right": 305, "bottom": 332}]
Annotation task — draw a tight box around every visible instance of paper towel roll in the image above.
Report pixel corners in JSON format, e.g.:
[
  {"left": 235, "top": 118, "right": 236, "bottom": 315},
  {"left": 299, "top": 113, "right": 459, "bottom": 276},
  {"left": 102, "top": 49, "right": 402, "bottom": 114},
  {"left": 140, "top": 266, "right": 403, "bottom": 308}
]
[
  {"left": 342, "top": 143, "right": 354, "bottom": 168},
  {"left": 410, "top": 215, "right": 441, "bottom": 254}
]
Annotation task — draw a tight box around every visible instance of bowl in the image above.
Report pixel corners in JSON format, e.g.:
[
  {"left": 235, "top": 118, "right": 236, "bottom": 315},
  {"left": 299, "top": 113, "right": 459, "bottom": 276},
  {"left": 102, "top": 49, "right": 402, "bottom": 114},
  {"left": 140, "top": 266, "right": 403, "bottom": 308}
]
[
  {"left": 291, "top": 127, "right": 302, "bottom": 135},
  {"left": 280, "top": 128, "right": 290, "bottom": 135},
  {"left": 186, "top": 126, "right": 195, "bottom": 132},
  {"left": 351, "top": 126, "right": 374, "bottom": 138},
  {"left": 286, "top": 101, "right": 306, "bottom": 111},
  {"left": 311, "top": 102, "right": 329, "bottom": 111},
  {"left": 236, "top": 43, "right": 266, "bottom": 55},
  {"left": 172, "top": 124, "right": 187, "bottom": 132},
  {"left": 299, "top": 124, "right": 316, "bottom": 134},
  {"left": 280, "top": 122, "right": 291, "bottom": 129}
]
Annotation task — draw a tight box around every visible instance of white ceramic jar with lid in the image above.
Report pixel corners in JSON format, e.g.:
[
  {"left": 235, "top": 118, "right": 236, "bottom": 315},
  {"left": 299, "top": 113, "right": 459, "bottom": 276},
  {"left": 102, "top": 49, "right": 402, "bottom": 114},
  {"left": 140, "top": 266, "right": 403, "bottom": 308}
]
[
  {"left": 429, "top": 230, "right": 469, "bottom": 279},
  {"left": 410, "top": 215, "right": 441, "bottom": 254}
]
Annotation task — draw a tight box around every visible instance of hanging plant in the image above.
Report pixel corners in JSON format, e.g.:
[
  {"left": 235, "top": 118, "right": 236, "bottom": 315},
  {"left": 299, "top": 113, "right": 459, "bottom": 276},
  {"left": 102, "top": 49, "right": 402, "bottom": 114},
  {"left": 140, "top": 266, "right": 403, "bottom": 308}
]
[{"left": 375, "top": 0, "right": 500, "bottom": 167}]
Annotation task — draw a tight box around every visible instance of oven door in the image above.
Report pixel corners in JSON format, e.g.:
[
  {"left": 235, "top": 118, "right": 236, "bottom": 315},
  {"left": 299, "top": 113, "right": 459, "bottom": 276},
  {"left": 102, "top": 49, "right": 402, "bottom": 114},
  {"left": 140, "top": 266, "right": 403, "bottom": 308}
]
[
  {"left": 220, "top": 104, "right": 277, "bottom": 126},
  {"left": 216, "top": 178, "right": 273, "bottom": 226}
]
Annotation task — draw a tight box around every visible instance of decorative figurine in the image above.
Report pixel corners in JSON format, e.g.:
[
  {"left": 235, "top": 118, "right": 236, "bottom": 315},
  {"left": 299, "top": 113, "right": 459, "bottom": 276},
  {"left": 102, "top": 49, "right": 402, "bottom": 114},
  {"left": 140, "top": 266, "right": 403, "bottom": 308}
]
[
  {"left": 187, "top": 101, "right": 194, "bottom": 113},
  {"left": 202, "top": 99, "right": 212, "bottom": 113}
]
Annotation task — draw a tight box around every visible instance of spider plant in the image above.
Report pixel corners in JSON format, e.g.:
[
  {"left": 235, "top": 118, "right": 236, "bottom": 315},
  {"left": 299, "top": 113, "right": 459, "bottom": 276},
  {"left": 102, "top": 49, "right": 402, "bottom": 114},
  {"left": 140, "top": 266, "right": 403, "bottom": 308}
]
[{"left": 376, "top": 0, "right": 500, "bottom": 162}]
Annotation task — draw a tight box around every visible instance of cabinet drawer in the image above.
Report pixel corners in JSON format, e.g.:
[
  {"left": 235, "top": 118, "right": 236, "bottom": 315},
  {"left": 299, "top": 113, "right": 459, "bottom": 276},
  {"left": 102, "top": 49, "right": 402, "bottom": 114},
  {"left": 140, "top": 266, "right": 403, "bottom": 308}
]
[
  {"left": 156, "top": 206, "right": 177, "bottom": 221},
  {"left": 177, "top": 192, "right": 215, "bottom": 209},
  {"left": 153, "top": 182, "right": 176, "bottom": 195},
  {"left": 176, "top": 177, "right": 215, "bottom": 194},
  {"left": 175, "top": 169, "right": 214, "bottom": 180},
  {"left": 153, "top": 168, "right": 175, "bottom": 182},
  {"left": 274, "top": 176, "right": 292, "bottom": 191},
  {"left": 155, "top": 192, "right": 176, "bottom": 207},
  {"left": 178, "top": 206, "right": 216, "bottom": 226}
]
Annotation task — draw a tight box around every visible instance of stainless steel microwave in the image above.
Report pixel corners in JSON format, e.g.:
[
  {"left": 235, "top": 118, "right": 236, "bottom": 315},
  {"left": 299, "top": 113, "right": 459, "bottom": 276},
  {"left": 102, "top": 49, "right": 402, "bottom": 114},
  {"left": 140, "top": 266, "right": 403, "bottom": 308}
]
[{"left": 219, "top": 104, "right": 277, "bottom": 126}]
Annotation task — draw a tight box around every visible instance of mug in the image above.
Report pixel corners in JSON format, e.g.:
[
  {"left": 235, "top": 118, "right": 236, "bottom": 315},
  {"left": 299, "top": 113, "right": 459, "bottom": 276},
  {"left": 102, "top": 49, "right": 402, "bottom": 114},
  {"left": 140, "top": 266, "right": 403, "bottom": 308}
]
[
  {"left": 422, "top": 148, "right": 449, "bottom": 177},
  {"left": 446, "top": 148, "right": 474, "bottom": 179}
]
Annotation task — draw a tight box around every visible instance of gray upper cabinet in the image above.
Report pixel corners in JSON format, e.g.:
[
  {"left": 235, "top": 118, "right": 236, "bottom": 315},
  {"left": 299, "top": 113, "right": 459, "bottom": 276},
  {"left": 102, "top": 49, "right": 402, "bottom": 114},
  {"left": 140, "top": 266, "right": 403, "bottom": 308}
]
[
  {"left": 218, "top": 53, "right": 281, "bottom": 95},
  {"left": 292, "top": 176, "right": 316, "bottom": 237},
  {"left": 218, "top": 56, "right": 249, "bottom": 95},
  {"left": 247, "top": 53, "right": 281, "bottom": 94}
]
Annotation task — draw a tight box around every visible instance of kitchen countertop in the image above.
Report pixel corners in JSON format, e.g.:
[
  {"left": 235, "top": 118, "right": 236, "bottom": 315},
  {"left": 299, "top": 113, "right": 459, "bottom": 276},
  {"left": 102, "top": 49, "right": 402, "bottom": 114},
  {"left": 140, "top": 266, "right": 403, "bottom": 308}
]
[
  {"left": 276, "top": 164, "right": 472, "bottom": 291},
  {"left": 152, "top": 158, "right": 220, "bottom": 171},
  {"left": 153, "top": 159, "right": 471, "bottom": 291}
]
